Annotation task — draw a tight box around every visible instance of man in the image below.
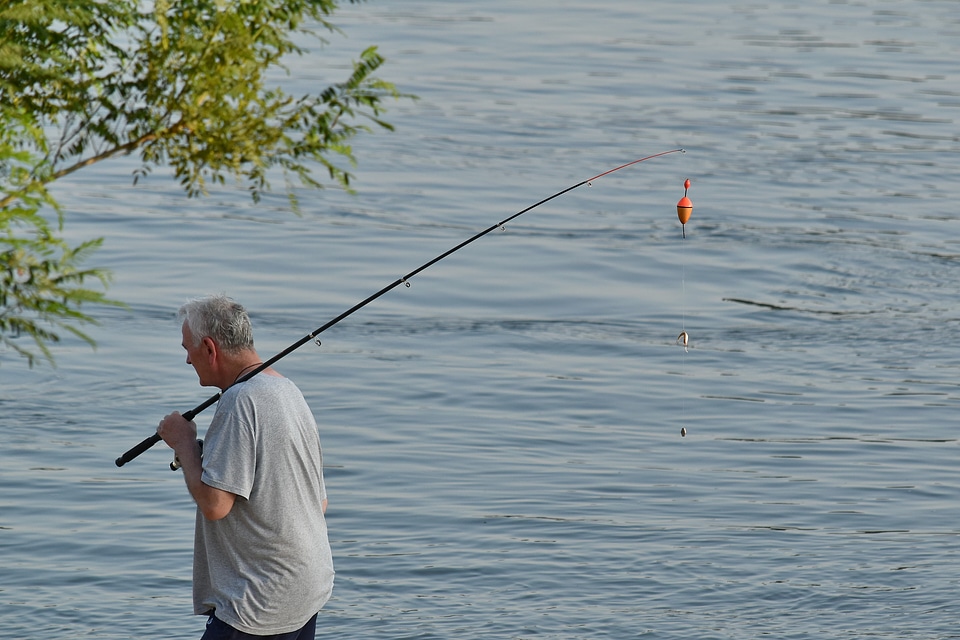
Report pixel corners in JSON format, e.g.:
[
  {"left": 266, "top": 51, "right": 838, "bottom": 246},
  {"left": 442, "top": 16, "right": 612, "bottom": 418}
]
[{"left": 158, "top": 295, "right": 334, "bottom": 640}]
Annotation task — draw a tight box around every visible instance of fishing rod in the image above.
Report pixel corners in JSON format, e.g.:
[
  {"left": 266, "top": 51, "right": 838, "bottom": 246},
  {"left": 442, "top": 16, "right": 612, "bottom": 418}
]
[{"left": 115, "top": 148, "right": 685, "bottom": 468}]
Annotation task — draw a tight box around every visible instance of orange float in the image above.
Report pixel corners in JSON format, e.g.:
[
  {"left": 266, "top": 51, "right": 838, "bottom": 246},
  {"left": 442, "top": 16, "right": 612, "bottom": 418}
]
[{"left": 676, "top": 178, "right": 692, "bottom": 237}]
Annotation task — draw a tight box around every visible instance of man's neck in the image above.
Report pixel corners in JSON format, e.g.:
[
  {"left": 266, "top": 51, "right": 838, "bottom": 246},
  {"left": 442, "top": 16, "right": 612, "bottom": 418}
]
[{"left": 218, "top": 352, "right": 263, "bottom": 390}]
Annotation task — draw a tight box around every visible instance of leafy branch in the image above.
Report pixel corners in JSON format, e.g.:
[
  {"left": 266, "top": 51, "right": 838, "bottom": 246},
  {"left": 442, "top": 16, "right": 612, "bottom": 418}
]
[{"left": 1, "top": 0, "right": 408, "bottom": 365}]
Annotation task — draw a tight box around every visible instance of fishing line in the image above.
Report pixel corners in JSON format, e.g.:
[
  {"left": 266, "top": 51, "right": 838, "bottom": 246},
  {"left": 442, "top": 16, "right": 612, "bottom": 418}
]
[
  {"left": 676, "top": 179, "right": 693, "bottom": 437},
  {"left": 681, "top": 207, "right": 688, "bottom": 436},
  {"left": 115, "top": 148, "right": 686, "bottom": 468}
]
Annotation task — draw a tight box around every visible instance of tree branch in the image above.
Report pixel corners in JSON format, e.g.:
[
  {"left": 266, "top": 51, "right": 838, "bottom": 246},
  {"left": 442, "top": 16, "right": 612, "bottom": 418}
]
[{"left": 0, "top": 122, "right": 185, "bottom": 210}]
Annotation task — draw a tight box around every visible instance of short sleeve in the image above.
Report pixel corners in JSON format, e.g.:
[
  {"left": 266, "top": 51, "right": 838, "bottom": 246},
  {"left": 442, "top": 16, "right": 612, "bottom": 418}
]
[{"left": 201, "top": 387, "right": 257, "bottom": 499}]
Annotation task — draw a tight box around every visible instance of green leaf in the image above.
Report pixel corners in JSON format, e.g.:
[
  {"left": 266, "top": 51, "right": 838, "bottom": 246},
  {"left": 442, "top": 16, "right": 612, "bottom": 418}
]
[{"left": 2, "top": 0, "right": 410, "bottom": 365}]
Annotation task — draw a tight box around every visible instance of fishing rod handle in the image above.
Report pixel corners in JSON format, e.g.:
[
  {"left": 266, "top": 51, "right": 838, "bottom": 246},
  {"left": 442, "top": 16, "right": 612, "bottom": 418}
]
[
  {"left": 114, "top": 408, "right": 199, "bottom": 467},
  {"left": 115, "top": 432, "right": 162, "bottom": 467}
]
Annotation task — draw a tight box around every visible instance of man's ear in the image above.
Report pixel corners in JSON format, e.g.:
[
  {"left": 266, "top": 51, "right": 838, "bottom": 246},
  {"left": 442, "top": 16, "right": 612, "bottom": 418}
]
[{"left": 201, "top": 336, "right": 218, "bottom": 361}]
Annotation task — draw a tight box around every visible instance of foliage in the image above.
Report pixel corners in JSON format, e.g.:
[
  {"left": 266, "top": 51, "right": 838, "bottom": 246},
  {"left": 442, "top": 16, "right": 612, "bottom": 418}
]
[
  {"left": 1, "top": 208, "right": 114, "bottom": 367},
  {"left": 0, "top": 0, "right": 404, "bottom": 365}
]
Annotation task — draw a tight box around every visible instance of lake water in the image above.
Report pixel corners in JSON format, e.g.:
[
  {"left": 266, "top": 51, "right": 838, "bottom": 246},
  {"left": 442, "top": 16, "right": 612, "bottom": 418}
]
[{"left": 3, "top": 0, "right": 960, "bottom": 637}]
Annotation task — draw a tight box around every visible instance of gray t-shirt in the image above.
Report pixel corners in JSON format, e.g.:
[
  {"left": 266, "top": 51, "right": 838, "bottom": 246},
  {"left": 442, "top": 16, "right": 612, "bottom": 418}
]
[{"left": 193, "top": 374, "right": 334, "bottom": 635}]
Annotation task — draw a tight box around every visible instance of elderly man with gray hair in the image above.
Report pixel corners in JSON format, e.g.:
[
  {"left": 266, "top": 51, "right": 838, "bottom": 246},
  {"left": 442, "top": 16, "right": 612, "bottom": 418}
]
[{"left": 158, "top": 294, "right": 333, "bottom": 640}]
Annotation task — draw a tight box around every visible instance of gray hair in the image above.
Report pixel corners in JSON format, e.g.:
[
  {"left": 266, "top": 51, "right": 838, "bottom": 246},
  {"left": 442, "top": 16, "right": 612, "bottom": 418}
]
[{"left": 178, "top": 294, "right": 255, "bottom": 354}]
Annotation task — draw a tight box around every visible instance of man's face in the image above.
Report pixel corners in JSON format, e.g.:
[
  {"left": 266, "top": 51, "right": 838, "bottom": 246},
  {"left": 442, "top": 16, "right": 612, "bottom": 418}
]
[{"left": 181, "top": 322, "right": 213, "bottom": 386}]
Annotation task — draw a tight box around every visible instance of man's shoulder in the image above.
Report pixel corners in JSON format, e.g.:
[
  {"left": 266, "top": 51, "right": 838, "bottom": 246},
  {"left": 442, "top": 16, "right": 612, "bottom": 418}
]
[
  {"left": 230, "top": 373, "right": 293, "bottom": 394},
  {"left": 227, "top": 374, "right": 308, "bottom": 410}
]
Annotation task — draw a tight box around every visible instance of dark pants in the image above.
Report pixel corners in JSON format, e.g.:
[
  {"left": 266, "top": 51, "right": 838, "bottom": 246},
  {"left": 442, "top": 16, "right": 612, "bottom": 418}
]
[{"left": 200, "top": 612, "right": 318, "bottom": 640}]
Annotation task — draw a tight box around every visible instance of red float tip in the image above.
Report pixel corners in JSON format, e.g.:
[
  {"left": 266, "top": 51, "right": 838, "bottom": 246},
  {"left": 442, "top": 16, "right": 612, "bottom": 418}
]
[{"left": 684, "top": 178, "right": 691, "bottom": 190}]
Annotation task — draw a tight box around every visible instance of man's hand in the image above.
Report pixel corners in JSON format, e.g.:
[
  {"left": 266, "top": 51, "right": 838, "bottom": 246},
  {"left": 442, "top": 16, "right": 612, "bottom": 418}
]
[{"left": 157, "top": 411, "right": 197, "bottom": 451}]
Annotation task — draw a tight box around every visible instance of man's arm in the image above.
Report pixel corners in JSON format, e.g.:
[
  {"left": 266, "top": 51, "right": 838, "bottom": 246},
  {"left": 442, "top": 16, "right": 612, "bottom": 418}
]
[{"left": 158, "top": 412, "right": 237, "bottom": 521}]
